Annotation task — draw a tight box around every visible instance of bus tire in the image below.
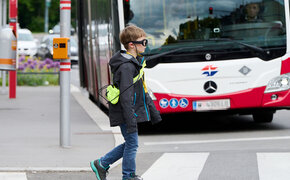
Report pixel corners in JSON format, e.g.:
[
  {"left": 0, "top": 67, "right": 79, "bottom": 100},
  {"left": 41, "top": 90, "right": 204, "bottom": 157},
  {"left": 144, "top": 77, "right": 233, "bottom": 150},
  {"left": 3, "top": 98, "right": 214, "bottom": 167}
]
[{"left": 252, "top": 112, "right": 273, "bottom": 123}]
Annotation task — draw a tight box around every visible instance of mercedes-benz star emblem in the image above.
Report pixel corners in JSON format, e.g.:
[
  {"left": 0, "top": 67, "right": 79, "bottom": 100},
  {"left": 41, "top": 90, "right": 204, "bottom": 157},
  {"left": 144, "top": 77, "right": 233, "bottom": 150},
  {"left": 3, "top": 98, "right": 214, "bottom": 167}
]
[
  {"left": 205, "top": 53, "right": 212, "bottom": 60},
  {"left": 204, "top": 81, "right": 217, "bottom": 94}
]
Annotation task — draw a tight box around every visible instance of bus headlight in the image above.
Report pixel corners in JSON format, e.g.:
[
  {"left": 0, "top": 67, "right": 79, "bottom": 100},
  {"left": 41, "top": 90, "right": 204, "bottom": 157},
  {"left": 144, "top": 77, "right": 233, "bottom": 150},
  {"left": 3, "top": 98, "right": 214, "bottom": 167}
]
[
  {"left": 264, "top": 73, "right": 290, "bottom": 93},
  {"left": 147, "top": 88, "right": 157, "bottom": 101}
]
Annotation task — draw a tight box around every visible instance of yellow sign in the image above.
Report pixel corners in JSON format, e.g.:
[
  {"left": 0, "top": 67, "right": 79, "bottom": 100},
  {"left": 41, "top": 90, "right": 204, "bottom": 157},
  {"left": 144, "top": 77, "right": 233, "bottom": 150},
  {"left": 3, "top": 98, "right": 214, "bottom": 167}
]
[{"left": 53, "top": 38, "right": 70, "bottom": 59}]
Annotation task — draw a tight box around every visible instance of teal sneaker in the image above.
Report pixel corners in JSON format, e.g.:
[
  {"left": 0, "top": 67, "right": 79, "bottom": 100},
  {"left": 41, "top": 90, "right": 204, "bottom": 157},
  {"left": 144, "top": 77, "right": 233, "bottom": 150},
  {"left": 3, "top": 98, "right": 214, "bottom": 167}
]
[
  {"left": 124, "top": 173, "right": 143, "bottom": 180},
  {"left": 90, "top": 159, "right": 109, "bottom": 180}
]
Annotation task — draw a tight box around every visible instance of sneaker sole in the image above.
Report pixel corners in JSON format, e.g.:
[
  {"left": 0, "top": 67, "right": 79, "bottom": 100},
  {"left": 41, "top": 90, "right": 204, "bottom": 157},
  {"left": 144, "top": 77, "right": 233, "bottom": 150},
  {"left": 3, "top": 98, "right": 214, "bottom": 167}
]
[{"left": 90, "top": 160, "right": 102, "bottom": 180}]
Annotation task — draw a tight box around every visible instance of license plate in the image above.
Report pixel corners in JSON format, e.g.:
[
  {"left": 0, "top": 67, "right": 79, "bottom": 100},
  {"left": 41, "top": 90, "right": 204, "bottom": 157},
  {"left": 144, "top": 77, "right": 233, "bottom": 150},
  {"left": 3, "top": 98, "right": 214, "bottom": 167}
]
[{"left": 193, "top": 99, "right": 230, "bottom": 111}]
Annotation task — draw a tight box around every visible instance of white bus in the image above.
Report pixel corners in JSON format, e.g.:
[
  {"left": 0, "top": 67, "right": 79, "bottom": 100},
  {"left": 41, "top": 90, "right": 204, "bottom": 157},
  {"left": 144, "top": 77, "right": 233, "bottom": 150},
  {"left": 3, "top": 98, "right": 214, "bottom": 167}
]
[{"left": 77, "top": 0, "right": 290, "bottom": 123}]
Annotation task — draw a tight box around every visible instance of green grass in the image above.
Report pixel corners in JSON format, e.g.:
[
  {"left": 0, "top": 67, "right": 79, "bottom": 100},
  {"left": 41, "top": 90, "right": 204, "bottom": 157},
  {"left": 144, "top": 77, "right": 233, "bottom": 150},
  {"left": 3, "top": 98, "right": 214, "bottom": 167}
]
[
  {"left": 17, "top": 74, "right": 59, "bottom": 86},
  {"left": 0, "top": 74, "right": 59, "bottom": 86}
]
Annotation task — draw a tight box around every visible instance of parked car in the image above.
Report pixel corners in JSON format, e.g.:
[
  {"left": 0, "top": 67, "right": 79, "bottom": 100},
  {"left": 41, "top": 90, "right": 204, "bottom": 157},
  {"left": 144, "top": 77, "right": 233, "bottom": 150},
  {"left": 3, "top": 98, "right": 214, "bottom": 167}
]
[
  {"left": 36, "top": 34, "right": 79, "bottom": 65},
  {"left": 18, "top": 29, "right": 38, "bottom": 57},
  {"left": 49, "top": 23, "right": 75, "bottom": 35}
]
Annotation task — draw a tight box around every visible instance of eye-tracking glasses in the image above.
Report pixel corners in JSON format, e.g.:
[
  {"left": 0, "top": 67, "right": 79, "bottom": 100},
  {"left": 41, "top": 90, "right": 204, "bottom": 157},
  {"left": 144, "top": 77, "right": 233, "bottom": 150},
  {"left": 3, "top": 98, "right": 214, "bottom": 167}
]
[{"left": 128, "top": 39, "right": 148, "bottom": 47}]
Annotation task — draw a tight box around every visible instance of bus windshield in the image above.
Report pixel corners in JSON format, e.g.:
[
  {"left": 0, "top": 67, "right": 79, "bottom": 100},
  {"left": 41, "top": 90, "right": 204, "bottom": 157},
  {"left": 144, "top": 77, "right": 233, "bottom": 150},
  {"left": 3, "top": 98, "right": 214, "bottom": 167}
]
[{"left": 125, "top": 0, "right": 286, "bottom": 60}]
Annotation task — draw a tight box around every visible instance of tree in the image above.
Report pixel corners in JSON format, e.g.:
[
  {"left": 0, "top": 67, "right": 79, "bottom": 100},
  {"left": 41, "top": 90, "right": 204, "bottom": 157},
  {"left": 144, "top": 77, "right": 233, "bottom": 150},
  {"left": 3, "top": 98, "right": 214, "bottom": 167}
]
[{"left": 18, "top": 0, "right": 76, "bottom": 32}]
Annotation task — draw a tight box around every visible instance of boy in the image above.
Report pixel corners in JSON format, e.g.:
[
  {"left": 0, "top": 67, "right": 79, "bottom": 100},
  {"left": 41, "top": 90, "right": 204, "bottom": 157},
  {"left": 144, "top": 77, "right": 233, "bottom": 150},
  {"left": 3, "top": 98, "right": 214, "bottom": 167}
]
[{"left": 90, "top": 25, "right": 162, "bottom": 180}]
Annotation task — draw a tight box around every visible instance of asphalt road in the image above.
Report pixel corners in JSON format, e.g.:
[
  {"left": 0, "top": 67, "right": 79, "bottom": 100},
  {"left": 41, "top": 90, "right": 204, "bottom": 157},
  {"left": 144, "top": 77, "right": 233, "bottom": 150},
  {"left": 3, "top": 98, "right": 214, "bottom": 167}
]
[
  {"left": 18, "top": 66, "right": 290, "bottom": 180},
  {"left": 22, "top": 109, "right": 290, "bottom": 180}
]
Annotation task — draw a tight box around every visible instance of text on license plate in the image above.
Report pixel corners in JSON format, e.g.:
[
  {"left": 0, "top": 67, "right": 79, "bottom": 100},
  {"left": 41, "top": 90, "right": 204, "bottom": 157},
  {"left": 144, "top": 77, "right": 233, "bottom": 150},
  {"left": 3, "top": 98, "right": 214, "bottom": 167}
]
[{"left": 192, "top": 99, "right": 230, "bottom": 111}]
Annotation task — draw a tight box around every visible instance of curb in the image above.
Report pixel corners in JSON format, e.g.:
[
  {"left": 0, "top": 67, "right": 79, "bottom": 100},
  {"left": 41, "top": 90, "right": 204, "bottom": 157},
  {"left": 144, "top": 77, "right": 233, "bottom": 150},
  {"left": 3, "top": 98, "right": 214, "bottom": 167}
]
[
  {"left": 70, "top": 84, "right": 124, "bottom": 169},
  {"left": 0, "top": 167, "right": 91, "bottom": 173}
]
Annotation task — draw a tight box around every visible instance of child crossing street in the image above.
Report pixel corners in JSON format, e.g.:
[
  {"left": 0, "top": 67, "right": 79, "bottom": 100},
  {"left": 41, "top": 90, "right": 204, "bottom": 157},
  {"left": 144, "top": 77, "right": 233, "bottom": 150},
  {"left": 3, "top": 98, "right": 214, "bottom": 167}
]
[{"left": 90, "top": 25, "right": 162, "bottom": 180}]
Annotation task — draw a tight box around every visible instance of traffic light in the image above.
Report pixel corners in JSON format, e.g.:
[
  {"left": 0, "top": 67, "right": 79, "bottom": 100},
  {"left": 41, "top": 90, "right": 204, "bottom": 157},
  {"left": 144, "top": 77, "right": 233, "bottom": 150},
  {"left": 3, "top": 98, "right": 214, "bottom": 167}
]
[{"left": 209, "top": 7, "right": 213, "bottom": 14}]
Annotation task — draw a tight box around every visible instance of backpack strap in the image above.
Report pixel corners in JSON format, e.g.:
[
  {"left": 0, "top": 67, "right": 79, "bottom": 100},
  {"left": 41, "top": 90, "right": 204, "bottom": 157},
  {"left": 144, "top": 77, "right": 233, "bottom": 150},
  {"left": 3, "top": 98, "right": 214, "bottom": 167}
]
[
  {"left": 106, "top": 57, "right": 146, "bottom": 104},
  {"left": 133, "top": 59, "right": 146, "bottom": 83}
]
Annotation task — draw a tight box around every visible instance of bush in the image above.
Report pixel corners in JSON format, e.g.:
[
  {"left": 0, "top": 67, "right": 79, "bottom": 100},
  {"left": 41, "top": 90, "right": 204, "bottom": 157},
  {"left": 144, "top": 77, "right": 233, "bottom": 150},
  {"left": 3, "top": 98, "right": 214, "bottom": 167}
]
[{"left": 17, "top": 56, "right": 60, "bottom": 86}]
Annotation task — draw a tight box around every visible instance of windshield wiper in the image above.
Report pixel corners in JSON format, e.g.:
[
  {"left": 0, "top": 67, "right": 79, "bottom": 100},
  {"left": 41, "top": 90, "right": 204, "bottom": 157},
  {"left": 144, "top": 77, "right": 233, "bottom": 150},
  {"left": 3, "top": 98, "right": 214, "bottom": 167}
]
[
  {"left": 208, "top": 38, "right": 270, "bottom": 60},
  {"left": 143, "top": 38, "right": 272, "bottom": 68},
  {"left": 143, "top": 46, "right": 203, "bottom": 68}
]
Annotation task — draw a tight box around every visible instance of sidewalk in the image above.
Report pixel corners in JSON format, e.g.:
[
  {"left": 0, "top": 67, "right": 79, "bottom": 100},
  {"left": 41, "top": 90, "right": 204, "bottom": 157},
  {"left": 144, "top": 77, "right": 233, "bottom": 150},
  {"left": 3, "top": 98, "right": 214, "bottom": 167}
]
[{"left": 0, "top": 86, "right": 116, "bottom": 171}]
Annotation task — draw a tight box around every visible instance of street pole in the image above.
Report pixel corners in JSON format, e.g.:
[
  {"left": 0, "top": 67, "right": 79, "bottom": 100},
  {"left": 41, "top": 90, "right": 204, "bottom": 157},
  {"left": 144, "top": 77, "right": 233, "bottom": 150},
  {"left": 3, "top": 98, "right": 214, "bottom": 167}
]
[
  {"left": 9, "top": 0, "right": 17, "bottom": 99},
  {"left": 1, "top": 71, "right": 6, "bottom": 94},
  {"left": 0, "top": 0, "right": 2, "bottom": 94},
  {"left": 59, "top": 0, "right": 71, "bottom": 148},
  {"left": 0, "top": 0, "right": 2, "bottom": 26},
  {"left": 1, "top": 0, "right": 8, "bottom": 95},
  {"left": 44, "top": 0, "right": 51, "bottom": 33},
  {"left": 2, "top": 0, "right": 7, "bottom": 95},
  {"left": 3, "top": 0, "right": 6, "bottom": 27}
]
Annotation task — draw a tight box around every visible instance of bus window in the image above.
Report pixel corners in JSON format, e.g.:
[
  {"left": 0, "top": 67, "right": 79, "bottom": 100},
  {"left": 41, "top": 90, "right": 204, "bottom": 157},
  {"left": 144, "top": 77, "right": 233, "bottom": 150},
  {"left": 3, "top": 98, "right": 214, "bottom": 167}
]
[{"left": 125, "top": 0, "right": 286, "bottom": 60}]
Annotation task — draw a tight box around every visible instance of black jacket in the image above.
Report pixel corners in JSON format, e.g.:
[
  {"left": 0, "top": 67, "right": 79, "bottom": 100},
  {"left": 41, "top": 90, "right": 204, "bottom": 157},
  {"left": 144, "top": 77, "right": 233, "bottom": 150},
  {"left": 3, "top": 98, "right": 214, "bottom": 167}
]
[{"left": 108, "top": 50, "right": 162, "bottom": 133}]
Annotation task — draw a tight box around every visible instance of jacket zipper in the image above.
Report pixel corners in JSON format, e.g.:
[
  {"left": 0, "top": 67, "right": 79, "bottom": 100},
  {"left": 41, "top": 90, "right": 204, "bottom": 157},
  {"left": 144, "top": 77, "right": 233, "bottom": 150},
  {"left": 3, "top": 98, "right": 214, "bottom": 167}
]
[
  {"left": 133, "top": 93, "right": 136, "bottom": 105},
  {"left": 140, "top": 57, "right": 149, "bottom": 121},
  {"left": 143, "top": 87, "right": 150, "bottom": 121}
]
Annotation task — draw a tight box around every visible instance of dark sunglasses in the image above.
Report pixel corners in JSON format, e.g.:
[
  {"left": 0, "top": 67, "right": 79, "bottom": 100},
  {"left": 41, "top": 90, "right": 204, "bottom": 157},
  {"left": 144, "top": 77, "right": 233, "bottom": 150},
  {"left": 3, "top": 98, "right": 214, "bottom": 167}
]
[{"left": 129, "top": 39, "right": 148, "bottom": 47}]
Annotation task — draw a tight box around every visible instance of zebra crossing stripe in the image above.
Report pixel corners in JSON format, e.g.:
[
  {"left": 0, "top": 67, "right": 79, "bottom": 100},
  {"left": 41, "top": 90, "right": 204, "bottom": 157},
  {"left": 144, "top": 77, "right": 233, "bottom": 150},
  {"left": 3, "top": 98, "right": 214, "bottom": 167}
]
[
  {"left": 142, "top": 153, "right": 209, "bottom": 180},
  {"left": 0, "top": 172, "right": 27, "bottom": 180},
  {"left": 257, "top": 153, "right": 290, "bottom": 180},
  {"left": 144, "top": 136, "right": 290, "bottom": 146}
]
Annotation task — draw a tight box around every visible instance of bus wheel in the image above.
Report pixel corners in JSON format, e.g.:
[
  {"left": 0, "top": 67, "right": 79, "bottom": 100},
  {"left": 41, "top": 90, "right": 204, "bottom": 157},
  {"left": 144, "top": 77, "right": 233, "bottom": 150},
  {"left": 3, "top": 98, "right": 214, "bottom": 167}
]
[{"left": 252, "top": 112, "right": 274, "bottom": 123}]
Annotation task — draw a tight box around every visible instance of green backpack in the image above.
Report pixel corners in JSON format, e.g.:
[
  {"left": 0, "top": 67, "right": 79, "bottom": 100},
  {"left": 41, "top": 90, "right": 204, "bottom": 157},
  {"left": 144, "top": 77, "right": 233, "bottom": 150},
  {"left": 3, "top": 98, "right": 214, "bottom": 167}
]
[
  {"left": 106, "top": 85, "right": 120, "bottom": 104},
  {"left": 106, "top": 61, "right": 146, "bottom": 104}
]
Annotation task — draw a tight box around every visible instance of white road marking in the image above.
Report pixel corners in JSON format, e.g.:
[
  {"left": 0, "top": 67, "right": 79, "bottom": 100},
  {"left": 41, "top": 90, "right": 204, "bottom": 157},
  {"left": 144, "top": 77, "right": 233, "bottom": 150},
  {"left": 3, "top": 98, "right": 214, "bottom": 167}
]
[
  {"left": 257, "top": 153, "right": 290, "bottom": 180},
  {"left": 0, "top": 167, "right": 91, "bottom": 172},
  {"left": 0, "top": 173, "right": 27, "bottom": 180},
  {"left": 144, "top": 136, "right": 290, "bottom": 146},
  {"left": 142, "top": 153, "right": 209, "bottom": 180}
]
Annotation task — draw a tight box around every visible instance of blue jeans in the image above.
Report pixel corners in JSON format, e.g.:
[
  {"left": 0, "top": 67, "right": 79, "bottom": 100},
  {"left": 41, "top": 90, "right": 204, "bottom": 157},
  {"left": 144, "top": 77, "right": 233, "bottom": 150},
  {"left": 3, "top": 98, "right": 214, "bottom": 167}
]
[{"left": 100, "top": 124, "right": 138, "bottom": 179}]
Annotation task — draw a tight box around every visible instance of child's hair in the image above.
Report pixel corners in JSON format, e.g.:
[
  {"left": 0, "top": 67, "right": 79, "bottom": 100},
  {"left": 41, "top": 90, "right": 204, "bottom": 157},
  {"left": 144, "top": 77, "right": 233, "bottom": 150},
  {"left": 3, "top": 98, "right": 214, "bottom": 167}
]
[{"left": 119, "top": 25, "right": 146, "bottom": 50}]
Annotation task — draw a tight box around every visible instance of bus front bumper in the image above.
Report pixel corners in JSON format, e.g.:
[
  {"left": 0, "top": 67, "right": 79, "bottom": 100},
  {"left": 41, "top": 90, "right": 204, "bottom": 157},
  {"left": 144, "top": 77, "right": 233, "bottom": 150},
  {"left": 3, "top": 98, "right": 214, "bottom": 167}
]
[{"left": 153, "top": 86, "right": 290, "bottom": 114}]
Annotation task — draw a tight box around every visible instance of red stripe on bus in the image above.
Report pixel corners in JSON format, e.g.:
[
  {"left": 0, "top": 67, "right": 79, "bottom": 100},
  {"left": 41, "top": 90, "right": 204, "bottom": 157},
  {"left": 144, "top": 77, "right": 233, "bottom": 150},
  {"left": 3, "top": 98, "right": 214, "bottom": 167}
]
[
  {"left": 153, "top": 86, "right": 267, "bottom": 114},
  {"left": 281, "top": 57, "right": 290, "bottom": 74}
]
